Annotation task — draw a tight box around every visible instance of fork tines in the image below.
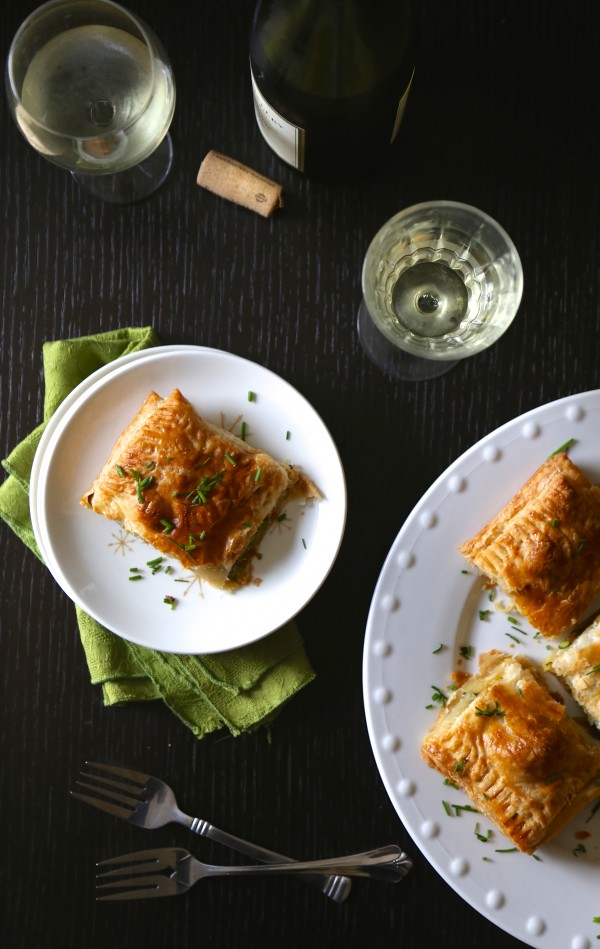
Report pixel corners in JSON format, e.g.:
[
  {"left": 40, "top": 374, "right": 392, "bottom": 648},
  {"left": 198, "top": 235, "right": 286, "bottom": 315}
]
[
  {"left": 96, "top": 849, "right": 184, "bottom": 902},
  {"left": 71, "top": 761, "right": 149, "bottom": 820}
]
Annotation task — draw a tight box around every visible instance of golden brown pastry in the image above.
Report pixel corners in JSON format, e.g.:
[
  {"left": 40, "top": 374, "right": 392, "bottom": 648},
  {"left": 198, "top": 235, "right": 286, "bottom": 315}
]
[
  {"left": 81, "top": 389, "right": 320, "bottom": 589},
  {"left": 459, "top": 452, "right": 600, "bottom": 637},
  {"left": 421, "top": 650, "right": 600, "bottom": 853},
  {"left": 547, "top": 614, "right": 600, "bottom": 730}
]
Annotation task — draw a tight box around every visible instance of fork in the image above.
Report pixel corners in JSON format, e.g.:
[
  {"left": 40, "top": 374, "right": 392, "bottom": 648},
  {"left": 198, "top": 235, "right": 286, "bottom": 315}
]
[
  {"left": 71, "top": 761, "right": 352, "bottom": 903},
  {"left": 96, "top": 844, "right": 413, "bottom": 901}
]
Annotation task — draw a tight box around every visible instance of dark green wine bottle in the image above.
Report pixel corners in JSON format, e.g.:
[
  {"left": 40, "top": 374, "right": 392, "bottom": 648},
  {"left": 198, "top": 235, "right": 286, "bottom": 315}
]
[{"left": 249, "top": 0, "right": 415, "bottom": 177}]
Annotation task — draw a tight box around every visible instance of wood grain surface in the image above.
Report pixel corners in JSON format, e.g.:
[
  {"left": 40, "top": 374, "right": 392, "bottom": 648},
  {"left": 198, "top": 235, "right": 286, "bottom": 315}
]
[{"left": 1, "top": 2, "right": 600, "bottom": 947}]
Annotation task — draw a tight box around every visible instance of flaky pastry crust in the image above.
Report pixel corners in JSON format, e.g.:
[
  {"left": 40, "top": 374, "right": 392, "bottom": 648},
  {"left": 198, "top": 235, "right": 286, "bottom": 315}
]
[
  {"left": 459, "top": 453, "right": 600, "bottom": 637},
  {"left": 421, "top": 650, "right": 600, "bottom": 853},
  {"left": 81, "top": 389, "right": 320, "bottom": 588},
  {"left": 548, "top": 614, "right": 600, "bottom": 730}
]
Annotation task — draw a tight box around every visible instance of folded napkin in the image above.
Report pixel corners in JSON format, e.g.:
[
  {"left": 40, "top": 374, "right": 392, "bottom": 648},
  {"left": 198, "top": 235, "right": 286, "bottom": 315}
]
[{"left": 0, "top": 328, "right": 315, "bottom": 737}]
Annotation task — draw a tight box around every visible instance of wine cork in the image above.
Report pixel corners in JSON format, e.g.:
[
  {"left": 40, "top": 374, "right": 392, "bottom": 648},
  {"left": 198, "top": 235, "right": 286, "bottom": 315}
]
[{"left": 196, "top": 150, "right": 284, "bottom": 217}]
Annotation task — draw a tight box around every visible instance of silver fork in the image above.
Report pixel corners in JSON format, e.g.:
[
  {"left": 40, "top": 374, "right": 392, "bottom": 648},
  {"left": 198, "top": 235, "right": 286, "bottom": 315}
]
[
  {"left": 96, "top": 844, "right": 413, "bottom": 901},
  {"left": 71, "top": 761, "right": 352, "bottom": 903}
]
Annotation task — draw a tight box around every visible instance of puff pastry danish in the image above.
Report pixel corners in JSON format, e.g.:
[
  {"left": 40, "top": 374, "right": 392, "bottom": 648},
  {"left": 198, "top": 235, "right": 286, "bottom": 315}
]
[
  {"left": 548, "top": 614, "right": 600, "bottom": 730},
  {"left": 459, "top": 452, "right": 600, "bottom": 638},
  {"left": 421, "top": 650, "right": 600, "bottom": 853},
  {"left": 81, "top": 389, "right": 320, "bottom": 589}
]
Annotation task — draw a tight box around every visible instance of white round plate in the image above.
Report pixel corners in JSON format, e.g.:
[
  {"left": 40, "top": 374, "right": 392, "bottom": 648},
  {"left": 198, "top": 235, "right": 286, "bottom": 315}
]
[
  {"left": 363, "top": 390, "right": 600, "bottom": 949},
  {"left": 33, "top": 346, "right": 346, "bottom": 654}
]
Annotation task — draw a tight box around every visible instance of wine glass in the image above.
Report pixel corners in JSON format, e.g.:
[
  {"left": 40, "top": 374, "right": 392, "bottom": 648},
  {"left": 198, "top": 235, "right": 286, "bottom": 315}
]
[
  {"left": 5, "top": 0, "right": 176, "bottom": 204},
  {"left": 357, "top": 201, "right": 524, "bottom": 381}
]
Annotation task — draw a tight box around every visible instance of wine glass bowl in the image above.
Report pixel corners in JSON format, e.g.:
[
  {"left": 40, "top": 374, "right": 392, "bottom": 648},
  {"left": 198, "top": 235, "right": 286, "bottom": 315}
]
[
  {"left": 5, "top": 0, "right": 176, "bottom": 203},
  {"left": 358, "top": 201, "right": 523, "bottom": 379}
]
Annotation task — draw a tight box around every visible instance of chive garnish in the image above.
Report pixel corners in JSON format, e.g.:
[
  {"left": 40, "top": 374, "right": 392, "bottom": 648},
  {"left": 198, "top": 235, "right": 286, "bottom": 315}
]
[
  {"left": 505, "top": 632, "right": 522, "bottom": 644},
  {"left": 586, "top": 664, "right": 600, "bottom": 676},
  {"left": 479, "top": 609, "right": 491, "bottom": 621},
  {"left": 129, "top": 574, "right": 143, "bottom": 581},
  {"left": 495, "top": 847, "right": 518, "bottom": 853},
  {"left": 460, "top": 645, "right": 473, "bottom": 659},
  {"left": 255, "top": 467, "right": 263, "bottom": 482},
  {"left": 432, "top": 643, "right": 444, "bottom": 654},
  {"left": 163, "top": 595, "right": 176, "bottom": 610},
  {"left": 225, "top": 453, "right": 236, "bottom": 466},
  {"left": 247, "top": 390, "right": 255, "bottom": 402},
  {"left": 548, "top": 438, "right": 575, "bottom": 457},
  {"left": 115, "top": 464, "right": 125, "bottom": 477},
  {"left": 475, "top": 701, "right": 505, "bottom": 717},
  {"left": 130, "top": 468, "right": 154, "bottom": 504},
  {"left": 443, "top": 778, "right": 460, "bottom": 789},
  {"left": 160, "top": 519, "right": 174, "bottom": 533},
  {"left": 286, "top": 430, "right": 291, "bottom": 440},
  {"left": 431, "top": 685, "right": 447, "bottom": 706},
  {"left": 241, "top": 421, "right": 247, "bottom": 441}
]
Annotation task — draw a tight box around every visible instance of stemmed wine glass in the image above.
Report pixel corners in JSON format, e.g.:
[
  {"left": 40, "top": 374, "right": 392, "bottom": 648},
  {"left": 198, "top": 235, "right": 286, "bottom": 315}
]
[
  {"left": 358, "top": 201, "right": 524, "bottom": 381},
  {"left": 5, "top": 0, "right": 176, "bottom": 203}
]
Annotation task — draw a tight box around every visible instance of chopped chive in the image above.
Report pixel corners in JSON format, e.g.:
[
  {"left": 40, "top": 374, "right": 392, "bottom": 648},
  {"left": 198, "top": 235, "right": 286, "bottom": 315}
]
[
  {"left": 247, "top": 390, "right": 255, "bottom": 402},
  {"left": 147, "top": 557, "right": 164, "bottom": 567},
  {"left": 164, "top": 565, "right": 172, "bottom": 575},
  {"left": 146, "top": 461, "right": 156, "bottom": 470},
  {"left": 255, "top": 467, "right": 263, "bottom": 482},
  {"left": 129, "top": 567, "right": 141, "bottom": 573},
  {"left": 586, "top": 664, "right": 600, "bottom": 675},
  {"left": 302, "top": 538, "right": 307, "bottom": 549},
  {"left": 175, "top": 578, "right": 190, "bottom": 583},
  {"left": 129, "top": 574, "right": 143, "bottom": 581},
  {"left": 452, "top": 804, "right": 478, "bottom": 815},
  {"left": 432, "top": 643, "right": 444, "bottom": 654},
  {"left": 160, "top": 519, "right": 174, "bottom": 533},
  {"left": 286, "top": 430, "right": 291, "bottom": 440},
  {"left": 454, "top": 758, "right": 467, "bottom": 773},
  {"left": 505, "top": 632, "right": 522, "bottom": 644},
  {"left": 495, "top": 847, "right": 518, "bottom": 853},
  {"left": 431, "top": 685, "right": 447, "bottom": 706},
  {"left": 479, "top": 609, "right": 491, "bottom": 621},
  {"left": 548, "top": 438, "right": 575, "bottom": 457},
  {"left": 442, "top": 800, "right": 452, "bottom": 816},
  {"left": 241, "top": 421, "right": 247, "bottom": 441},
  {"left": 551, "top": 518, "right": 559, "bottom": 527},
  {"left": 224, "top": 453, "right": 236, "bottom": 465},
  {"left": 443, "top": 778, "right": 460, "bottom": 789},
  {"left": 115, "top": 464, "right": 125, "bottom": 477},
  {"left": 460, "top": 645, "right": 473, "bottom": 659},
  {"left": 163, "top": 595, "right": 176, "bottom": 610}
]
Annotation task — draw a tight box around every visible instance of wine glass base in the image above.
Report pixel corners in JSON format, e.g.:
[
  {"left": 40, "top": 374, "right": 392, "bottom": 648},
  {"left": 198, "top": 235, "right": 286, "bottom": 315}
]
[
  {"left": 71, "top": 133, "right": 174, "bottom": 204},
  {"left": 357, "top": 300, "right": 458, "bottom": 382}
]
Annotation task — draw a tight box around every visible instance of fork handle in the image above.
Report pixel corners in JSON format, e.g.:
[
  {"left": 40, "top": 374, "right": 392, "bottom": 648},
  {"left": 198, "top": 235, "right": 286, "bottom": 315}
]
[
  {"left": 184, "top": 814, "right": 352, "bottom": 903},
  {"left": 192, "top": 844, "right": 412, "bottom": 885}
]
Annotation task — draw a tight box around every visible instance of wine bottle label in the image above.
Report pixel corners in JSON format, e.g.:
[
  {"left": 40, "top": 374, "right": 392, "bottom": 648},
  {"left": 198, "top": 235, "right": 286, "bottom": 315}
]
[
  {"left": 390, "top": 69, "right": 415, "bottom": 143},
  {"left": 251, "top": 68, "right": 306, "bottom": 171}
]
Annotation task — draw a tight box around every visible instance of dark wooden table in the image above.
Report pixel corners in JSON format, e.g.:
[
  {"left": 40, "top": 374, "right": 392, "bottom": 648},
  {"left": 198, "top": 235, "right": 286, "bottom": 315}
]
[{"left": 2, "top": 2, "right": 599, "bottom": 947}]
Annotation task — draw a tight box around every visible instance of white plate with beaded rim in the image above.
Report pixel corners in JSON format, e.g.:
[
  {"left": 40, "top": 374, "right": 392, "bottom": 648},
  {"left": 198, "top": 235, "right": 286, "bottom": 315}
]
[
  {"left": 363, "top": 390, "right": 600, "bottom": 949},
  {"left": 33, "top": 345, "right": 346, "bottom": 654}
]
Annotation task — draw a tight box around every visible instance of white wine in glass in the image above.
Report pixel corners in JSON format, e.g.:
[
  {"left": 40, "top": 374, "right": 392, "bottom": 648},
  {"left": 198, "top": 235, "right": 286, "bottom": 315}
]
[
  {"left": 358, "top": 201, "right": 524, "bottom": 381},
  {"left": 5, "top": 0, "right": 176, "bottom": 203}
]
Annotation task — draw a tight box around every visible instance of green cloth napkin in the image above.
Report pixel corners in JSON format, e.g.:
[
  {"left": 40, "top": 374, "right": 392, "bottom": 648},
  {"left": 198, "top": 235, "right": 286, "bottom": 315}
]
[{"left": 0, "top": 328, "right": 315, "bottom": 738}]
